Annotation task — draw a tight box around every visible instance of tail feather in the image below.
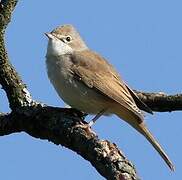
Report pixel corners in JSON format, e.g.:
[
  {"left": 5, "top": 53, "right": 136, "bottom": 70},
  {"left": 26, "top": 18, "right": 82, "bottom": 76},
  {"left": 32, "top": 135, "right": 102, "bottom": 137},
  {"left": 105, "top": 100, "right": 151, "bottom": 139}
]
[
  {"left": 137, "top": 123, "right": 175, "bottom": 171},
  {"left": 116, "top": 110, "right": 175, "bottom": 171}
]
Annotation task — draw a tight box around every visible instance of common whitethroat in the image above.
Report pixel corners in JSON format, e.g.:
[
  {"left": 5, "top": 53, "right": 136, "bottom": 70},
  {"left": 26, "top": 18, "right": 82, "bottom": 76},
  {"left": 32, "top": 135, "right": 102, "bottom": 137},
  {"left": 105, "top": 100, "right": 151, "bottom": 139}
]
[{"left": 45, "top": 24, "right": 174, "bottom": 171}]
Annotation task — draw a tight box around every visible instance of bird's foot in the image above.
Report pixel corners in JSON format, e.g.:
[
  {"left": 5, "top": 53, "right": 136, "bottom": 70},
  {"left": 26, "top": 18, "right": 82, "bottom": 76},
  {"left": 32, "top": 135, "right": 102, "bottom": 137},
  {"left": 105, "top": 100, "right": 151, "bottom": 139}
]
[{"left": 74, "top": 121, "right": 96, "bottom": 136}]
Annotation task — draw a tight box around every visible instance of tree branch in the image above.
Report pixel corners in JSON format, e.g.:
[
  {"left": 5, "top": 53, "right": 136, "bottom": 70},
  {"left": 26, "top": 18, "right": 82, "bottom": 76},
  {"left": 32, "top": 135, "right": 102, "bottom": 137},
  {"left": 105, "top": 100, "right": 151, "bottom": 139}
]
[
  {"left": 135, "top": 91, "right": 182, "bottom": 112},
  {"left": 0, "top": 0, "right": 181, "bottom": 179},
  {"left": 0, "top": 105, "right": 139, "bottom": 180},
  {"left": 0, "top": 0, "right": 33, "bottom": 110}
]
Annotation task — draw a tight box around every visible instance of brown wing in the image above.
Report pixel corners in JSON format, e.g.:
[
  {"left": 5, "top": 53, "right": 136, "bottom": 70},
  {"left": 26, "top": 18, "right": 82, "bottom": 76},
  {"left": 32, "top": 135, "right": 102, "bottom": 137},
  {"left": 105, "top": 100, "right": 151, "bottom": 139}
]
[
  {"left": 70, "top": 50, "right": 149, "bottom": 120},
  {"left": 124, "top": 85, "right": 153, "bottom": 114}
]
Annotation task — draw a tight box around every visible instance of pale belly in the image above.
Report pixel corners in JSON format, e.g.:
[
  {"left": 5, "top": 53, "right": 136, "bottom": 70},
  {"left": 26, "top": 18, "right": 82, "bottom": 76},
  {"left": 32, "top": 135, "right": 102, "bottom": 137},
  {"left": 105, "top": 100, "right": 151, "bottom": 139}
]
[{"left": 46, "top": 59, "right": 112, "bottom": 114}]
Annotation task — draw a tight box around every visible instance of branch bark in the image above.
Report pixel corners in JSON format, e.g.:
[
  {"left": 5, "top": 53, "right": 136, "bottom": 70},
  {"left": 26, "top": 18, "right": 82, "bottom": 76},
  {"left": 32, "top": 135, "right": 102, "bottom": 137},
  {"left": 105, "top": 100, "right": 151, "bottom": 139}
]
[
  {"left": 0, "top": 106, "right": 139, "bottom": 180},
  {"left": 0, "top": 0, "right": 33, "bottom": 110},
  {"left": 0, "top": 1, "right": 181, "bottom": 180},
  {"left": 135, "top": 90, "right": 182, "bottom": 112}
]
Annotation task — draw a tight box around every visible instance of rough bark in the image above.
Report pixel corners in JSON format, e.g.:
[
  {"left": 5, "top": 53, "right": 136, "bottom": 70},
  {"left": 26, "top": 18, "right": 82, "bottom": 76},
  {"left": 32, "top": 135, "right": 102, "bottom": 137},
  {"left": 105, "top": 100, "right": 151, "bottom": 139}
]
[
  {"left": 135, "top": 91, "right": 182, "bottom": 112},
  {"left": 0, "top": 0, "right": 181, "bottom": 180},
  {"left": 0, "top": 0, "right": 33, "bottom": 110},
  {"left": 0, "top": 106, "right": 139, "bottom": 180}
]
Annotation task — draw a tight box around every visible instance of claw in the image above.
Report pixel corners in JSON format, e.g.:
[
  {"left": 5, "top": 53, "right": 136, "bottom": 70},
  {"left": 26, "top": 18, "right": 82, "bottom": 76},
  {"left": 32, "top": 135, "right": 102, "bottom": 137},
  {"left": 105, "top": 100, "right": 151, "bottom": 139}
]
[{"left": 74, "top": 122, "right": 96, "bottom": 136}]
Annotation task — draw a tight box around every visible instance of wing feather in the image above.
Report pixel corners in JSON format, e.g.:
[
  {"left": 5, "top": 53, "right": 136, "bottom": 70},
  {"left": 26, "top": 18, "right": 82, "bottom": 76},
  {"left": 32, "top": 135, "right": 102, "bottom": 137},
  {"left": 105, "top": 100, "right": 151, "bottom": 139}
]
[{"left": 71, "top": 50, "right": 150, "bottom": 121}]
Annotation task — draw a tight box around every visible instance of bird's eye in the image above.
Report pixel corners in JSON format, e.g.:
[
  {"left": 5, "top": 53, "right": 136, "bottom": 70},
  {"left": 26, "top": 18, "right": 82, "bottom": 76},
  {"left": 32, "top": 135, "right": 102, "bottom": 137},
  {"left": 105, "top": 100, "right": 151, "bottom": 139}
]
[{"left": 66, "top": 36, "right": 72, "bottom": 42}]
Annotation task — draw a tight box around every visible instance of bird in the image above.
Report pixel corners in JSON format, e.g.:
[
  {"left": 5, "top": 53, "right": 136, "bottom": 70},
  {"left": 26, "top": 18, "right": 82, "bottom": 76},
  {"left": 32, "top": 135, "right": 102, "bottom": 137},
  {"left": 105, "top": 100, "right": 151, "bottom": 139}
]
[{"left": 45, "top": 24, "right": 174, "bottom": 171}]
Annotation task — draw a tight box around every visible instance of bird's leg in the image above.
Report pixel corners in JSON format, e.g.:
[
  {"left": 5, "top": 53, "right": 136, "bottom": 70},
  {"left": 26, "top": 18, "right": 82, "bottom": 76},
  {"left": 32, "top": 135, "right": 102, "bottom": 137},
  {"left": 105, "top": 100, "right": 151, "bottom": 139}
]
[
  {"left": 88, "top": 109, "right": 107, "bottom": 127},
  {"left": 74, "top": 109, "right": 107, "bottom": 135}
]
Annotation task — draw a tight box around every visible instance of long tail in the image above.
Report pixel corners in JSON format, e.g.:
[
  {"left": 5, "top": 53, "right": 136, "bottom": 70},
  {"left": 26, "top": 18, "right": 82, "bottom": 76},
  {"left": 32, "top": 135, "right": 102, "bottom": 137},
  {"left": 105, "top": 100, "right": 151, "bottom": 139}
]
[
  {"left": 116, "top": 110, "right": 175, "bottom": 171},
  {"left": 137, "top": 122, "right": 175, "bottom": 171}
]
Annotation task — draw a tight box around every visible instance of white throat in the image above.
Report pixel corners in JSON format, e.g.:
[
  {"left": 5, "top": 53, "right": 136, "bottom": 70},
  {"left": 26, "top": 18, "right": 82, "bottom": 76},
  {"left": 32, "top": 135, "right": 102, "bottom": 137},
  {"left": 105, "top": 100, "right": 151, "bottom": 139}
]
[{"left": 46, "top": 38, "right": 73, "bottom": 56}]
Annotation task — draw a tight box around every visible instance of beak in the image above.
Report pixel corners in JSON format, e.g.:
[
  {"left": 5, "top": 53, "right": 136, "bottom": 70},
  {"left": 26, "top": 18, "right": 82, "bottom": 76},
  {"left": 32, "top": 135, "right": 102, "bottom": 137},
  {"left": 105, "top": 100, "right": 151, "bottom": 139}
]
[
  {"left": 44, "top": 33, "right": 65, "bottom": 43},
  {"left": 45, "top": 32, "right": 54, "bottom": 39}
]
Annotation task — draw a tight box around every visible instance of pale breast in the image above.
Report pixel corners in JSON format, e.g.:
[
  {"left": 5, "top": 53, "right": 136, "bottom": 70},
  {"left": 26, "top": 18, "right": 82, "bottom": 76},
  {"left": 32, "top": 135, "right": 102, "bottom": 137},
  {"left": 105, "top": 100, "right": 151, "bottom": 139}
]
[{"left": 46, "top": 55, "right": 111, "bottom": 114}]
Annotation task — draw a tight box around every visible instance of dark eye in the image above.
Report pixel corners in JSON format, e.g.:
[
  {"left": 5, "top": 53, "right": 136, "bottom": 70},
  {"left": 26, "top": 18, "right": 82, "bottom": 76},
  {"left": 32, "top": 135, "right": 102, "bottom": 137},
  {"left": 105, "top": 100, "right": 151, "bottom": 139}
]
[{"left": 66, "top": 36, "right": 71, "bottom": 42}]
